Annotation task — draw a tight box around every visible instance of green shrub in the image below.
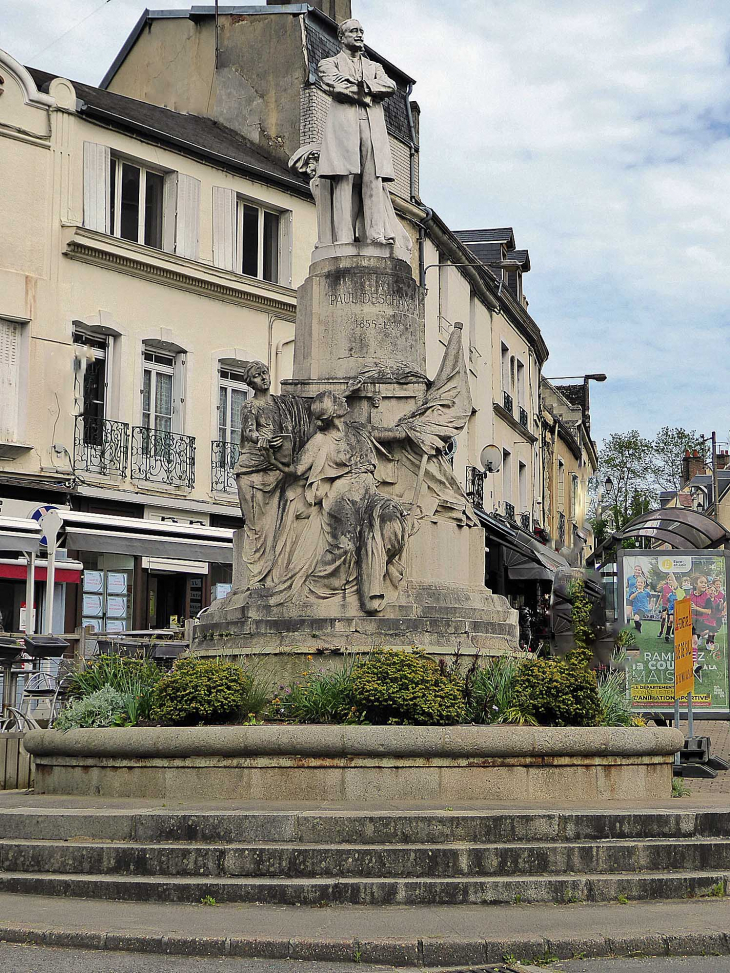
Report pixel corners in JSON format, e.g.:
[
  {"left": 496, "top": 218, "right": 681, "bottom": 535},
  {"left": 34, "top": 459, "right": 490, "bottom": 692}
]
[
  {"left": 467, "top": 655, "right": 522, "bottom": 724},
  {"left": 151, "top": 657, "right": 249, "bottom": 726},
  {"left": 69, "top": 654, "right": 162, "bottom": 724},
  {"left": 351, "top": 649, "right": 466, "bottom": 725},
  {"left": 54, "top": 686, "right": 128, "bottom": 730},
  {"left": 511, "top": 656, "right": 603, "bottom": 727},
  {"left": 277, "top": 661, "right": 359, "bottom": 724},
  {"left": 597, "top": 668, "right": 634, "bottom": 727}
]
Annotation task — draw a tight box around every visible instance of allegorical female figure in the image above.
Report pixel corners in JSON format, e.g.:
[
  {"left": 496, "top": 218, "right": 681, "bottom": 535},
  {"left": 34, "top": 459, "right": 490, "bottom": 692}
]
[
  {"left": 266, "top": 390, "right": 408, "bottom": 613},
  {"left": 233, "top": 361, "right": 310, "bottom": 586}
]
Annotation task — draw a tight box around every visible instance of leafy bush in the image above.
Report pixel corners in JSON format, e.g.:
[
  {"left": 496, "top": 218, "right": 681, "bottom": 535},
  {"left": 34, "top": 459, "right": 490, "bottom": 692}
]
[
  {"left": 276, "top": 660, "right": 359, "bottom": 724},
  {"left": 151, "top": 657, "right": 249, "bottom": 726},
  {"left": 54, "top": 686, "right": 128, "bottom": 730},
  {"left": 511, "top": 656, "right": 603, "bottom": 727},
  {"left": 351, "top": 649, "right": 466, "bottom": 725},
  {"left": 69, "top": 654, "right": 162, "bottom": 724}
]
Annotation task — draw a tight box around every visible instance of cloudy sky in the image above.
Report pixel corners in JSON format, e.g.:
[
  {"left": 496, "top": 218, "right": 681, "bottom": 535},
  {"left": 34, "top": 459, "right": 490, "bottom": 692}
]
[{"left": 5, "top": 0, "right": 730, "bottom": 445}]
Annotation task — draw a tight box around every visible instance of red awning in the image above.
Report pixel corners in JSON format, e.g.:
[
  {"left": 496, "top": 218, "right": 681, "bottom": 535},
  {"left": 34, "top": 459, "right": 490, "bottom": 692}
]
[{"left": 0, "top": 564, "right": 81, "bottom": 583}]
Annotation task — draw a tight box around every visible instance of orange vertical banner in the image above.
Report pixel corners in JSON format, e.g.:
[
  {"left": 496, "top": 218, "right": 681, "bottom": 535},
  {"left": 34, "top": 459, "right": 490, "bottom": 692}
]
[{"left": 674, "top": 598, "right": 694, "bottom": 700}]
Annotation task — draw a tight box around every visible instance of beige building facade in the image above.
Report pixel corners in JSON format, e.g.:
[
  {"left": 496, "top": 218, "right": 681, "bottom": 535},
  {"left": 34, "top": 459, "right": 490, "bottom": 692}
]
[{"left": 0, "top": 2, "right": 595, "bottom": 633}]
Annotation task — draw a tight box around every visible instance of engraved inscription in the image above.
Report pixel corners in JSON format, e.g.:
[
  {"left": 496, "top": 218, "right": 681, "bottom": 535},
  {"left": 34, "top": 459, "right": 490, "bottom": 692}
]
[{"left": 329, "top": 291, "right": 414, "bottom": 314}]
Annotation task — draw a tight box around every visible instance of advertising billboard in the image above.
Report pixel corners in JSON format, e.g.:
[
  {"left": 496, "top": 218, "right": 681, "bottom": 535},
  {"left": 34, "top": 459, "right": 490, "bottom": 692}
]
[{"left": 618, "top": 550, "right": 729, "bottom": 715}]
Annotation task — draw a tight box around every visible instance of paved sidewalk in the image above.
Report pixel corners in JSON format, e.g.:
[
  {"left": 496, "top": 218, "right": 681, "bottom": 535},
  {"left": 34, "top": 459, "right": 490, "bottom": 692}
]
[
  {"left": 0, "top": 892, "right": 730, "bottom": 967},
  {"left": 679, "top": 720, "right": 730, "bottom": 796}
]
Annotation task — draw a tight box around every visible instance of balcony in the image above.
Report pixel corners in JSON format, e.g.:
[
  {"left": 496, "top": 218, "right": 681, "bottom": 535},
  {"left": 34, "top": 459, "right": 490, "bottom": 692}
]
[
  {"left": 519, "top": 406, "right": 529, "bottom": 429},
  {"left": 502, "top": 390, "right": 513, "bottom": 415},
  {"left": 504, "top": 501, "right": 516, "bottom": 522},
  {"left": 520, "top": 512, "right": 531, "bottom": 531},
  {"left": 73, "top": 416, "right": 129, "bottom": 477},
  {"left": 211, "top": 440, "right": 240, "bottom": 493},
  {"left": 131, "top": 426, "right": 195, "bottom": 488},
  {"left": 465, "top": 465, "right": 484, "bottom": 510}
]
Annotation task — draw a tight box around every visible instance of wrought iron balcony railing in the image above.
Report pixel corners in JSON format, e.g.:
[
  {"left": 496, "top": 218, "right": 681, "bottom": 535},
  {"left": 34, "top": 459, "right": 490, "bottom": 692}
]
[
  {"left": 504, "top": 501, "right": 516, "bottom": 522},
  {"left": 211, "top": 440, "right": 240, "bottom": 493},
  {"left": 520, "top": 512, "right": 531, "bottom": 531},
  {"left": 465, "top": 465, "right": 484, "bottom": 510},
  {"left": 519, "top": 406, "right": 529, "bottom": 428},
  {"left": 131, "top": 426, "right": 195, "bottom": 488},
  {"left": 73, "top": 416, "right": 129, "bottom": 477},
  {"left": 502, "top": 390, "right": 513, "bottom": 415}
]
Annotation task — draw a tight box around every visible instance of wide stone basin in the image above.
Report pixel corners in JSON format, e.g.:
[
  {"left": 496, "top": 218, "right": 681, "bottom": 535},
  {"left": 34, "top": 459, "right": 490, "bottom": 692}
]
[{"left": 24, "top": 725, "right": 683, "bottom": 802}]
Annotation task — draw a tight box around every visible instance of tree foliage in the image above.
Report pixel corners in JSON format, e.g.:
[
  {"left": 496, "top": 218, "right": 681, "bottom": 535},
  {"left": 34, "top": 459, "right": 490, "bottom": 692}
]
[{"left": 592, "top": 426, "right": 708, "bottom": 532}]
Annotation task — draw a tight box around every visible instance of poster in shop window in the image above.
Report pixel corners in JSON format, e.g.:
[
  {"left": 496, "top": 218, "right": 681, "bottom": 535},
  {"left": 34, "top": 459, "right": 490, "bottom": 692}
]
[
  {"left": 82, "top": 593, "right": 103, "bottom": 617},
  {"left": 619, "top": 550, "right": 729, "bottom": 714},
  {"left": 106, "top": 596, "right": 127, "bottom": 619},
  {"left": 83, "top": 571, "right": 103, "bottom": 593},
  {"left": 106, "top": 572, "right": 127, "bottom": 595}
]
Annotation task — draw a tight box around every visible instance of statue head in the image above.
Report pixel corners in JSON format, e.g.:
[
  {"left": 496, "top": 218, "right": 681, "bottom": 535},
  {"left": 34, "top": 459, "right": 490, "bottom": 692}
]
[
  {"left": 337, "top": 19, "right": 364, "bottom": 53},
  {"left": 241, "top": 361, "right": 271, "bottom": 393},
  {"left": 311, "top": 390, "right": 349, "bottom": 428}
]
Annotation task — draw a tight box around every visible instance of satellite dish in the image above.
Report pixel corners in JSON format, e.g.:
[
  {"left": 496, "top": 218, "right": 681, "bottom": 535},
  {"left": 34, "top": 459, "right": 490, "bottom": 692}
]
[{"left": 480, "top": 444, "right": 502, "bottom": 474}]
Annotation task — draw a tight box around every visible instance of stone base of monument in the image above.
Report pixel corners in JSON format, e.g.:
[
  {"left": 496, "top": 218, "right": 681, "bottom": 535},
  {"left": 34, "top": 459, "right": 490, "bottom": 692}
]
[
  {"left": 194, "top": 518, "right": 519, "bottom": 680},
  {"left": 25, "top": 726, "right": 683, "bottom": 803}
]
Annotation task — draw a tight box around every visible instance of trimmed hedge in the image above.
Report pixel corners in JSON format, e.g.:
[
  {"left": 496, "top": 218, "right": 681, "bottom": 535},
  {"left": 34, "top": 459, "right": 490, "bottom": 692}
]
[
  {"left": 351, "top": 649, "right": 466, "bottom": 726},
  {"left": 151, "top": 657, "right": 249, "bottom": 726}
]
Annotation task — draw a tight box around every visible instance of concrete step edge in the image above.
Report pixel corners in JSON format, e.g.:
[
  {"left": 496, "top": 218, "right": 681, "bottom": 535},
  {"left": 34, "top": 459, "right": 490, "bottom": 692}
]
[{"left": 0, "top": 920, "right": 728, "bottom": 967}]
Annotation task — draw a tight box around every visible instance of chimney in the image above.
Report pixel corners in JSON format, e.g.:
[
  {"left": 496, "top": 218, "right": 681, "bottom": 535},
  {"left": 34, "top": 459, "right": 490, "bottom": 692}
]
[
  {"left": 717, "top": 450, "right": 730, "bottom": 471},
  {"left": 681, "top": 449, "right": 706, "bottom": 486},
  {"left": 267, "top": 0, "right": 352, "bottom": 21}
]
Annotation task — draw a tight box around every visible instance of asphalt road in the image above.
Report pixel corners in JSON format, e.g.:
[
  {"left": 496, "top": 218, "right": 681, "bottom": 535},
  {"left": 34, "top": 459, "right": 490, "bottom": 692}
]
[
  {"left": 6, "top": 946, "right": 730, "bottom": 973},
  {"left": 0, "top": 944, "right": 404, "bottom": 973},
  {"left": 557, "top": 958, "right": 730, "bottom": 973}
]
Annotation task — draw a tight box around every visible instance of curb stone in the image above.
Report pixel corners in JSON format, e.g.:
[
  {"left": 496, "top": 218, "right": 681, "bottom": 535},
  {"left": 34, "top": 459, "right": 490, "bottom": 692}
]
[{"left": 0, "top": 926, "right": 730, "bottom": 965}]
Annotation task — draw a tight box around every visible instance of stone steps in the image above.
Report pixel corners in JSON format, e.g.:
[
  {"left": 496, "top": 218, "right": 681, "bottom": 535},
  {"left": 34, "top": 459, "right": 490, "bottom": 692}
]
[
  {"left": 0, "top": 868, "right": 726, "bottom": 905},
  {"left": 5, "top": 837, "right": 730, "bottom": 878},
  {"left": 2, "top": 807, "right": 728, "bottom": 906},
  {"left": 2, "top": 809, "right": 728, "bottom": 843}
]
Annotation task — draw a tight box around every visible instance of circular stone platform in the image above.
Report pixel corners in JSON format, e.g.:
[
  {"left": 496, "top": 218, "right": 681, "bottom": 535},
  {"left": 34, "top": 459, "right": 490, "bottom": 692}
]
[{"left": 24, "top": 725, "right": 683, "bottom": 802}]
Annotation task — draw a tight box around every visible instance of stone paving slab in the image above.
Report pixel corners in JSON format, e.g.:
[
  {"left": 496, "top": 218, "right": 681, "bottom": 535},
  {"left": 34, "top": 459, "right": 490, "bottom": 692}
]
[
  {"left": 1, "top": 790, "right": 729, "bottom": 812},
  {"left": 1, "top": 892, "right": 730, "bottom": 967}
]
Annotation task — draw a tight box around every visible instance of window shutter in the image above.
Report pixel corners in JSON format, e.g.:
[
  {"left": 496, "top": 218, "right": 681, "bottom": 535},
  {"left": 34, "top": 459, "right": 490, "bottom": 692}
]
[
  {"left": 212, "top": 187, "right": 237, "bottom": 271},
  {"left": 279, "top": 210, "right": 293, "bottom": 286},
  {"left": 83, "top": 142, "right": 110, "bottom": 233},
  {"left": 175, "top": 174, "right": 201, "bottom": 260},
  {"left": 162, "top": 173, "right": 201, "bottom": 260},
  {"left": 0, "top": 320, "right": 20, "bottom": 441},
  {"left": 162, "top": 173, "right": 179, "bottom": 254}
]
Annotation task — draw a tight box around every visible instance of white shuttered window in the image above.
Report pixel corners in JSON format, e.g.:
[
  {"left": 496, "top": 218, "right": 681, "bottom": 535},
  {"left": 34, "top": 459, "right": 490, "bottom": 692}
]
[
  {"left": 83, "top": 142, "right": 111, "bottom": 233},
  {"left": 0, "top": 319, "right": 22, "bottom": 442},
  {"left": 212, "top": 187, "right": 291, "bottom": 284},
  {"left": 84, "top": 143, "right": 200, "bottom": 260}
]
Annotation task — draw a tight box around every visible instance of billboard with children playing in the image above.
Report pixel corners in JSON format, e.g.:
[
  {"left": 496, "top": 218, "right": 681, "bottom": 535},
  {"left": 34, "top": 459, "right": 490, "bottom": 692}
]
[{"left": 618, "top": 550, "right": 730, "bottom": 714}]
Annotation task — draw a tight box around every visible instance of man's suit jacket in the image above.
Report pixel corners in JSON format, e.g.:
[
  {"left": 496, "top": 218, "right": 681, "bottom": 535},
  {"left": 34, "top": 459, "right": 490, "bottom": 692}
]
[{"left": 317, "top": 51, "right": 396, "bottom": 181}]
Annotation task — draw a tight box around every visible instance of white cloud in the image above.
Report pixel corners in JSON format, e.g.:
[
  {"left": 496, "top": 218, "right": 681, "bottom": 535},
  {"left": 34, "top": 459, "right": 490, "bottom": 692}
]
[{"left": 5, "top": 0, "right": 730, "bottom": 444}]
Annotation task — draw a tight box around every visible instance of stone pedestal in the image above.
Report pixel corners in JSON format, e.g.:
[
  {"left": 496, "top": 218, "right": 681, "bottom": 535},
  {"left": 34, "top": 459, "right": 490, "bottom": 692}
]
[{"left": 285, "top": 252, "right": 425, "bottom": 384}]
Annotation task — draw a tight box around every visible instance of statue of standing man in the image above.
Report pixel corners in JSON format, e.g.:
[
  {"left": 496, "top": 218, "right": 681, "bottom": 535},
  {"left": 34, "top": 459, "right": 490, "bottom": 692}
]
[{"left": 317, "top": 19, "right": 399, "bottom": 247}]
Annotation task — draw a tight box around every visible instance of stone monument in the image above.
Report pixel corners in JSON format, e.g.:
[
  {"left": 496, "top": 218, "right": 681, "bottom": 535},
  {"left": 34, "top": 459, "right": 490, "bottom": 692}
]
[{"left": 194, "top": 18, "right": 517, "bottom": 674}]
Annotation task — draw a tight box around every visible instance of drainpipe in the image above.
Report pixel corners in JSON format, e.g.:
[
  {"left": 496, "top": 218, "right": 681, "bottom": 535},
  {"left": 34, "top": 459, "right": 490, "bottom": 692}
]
[
  {"left": 405, "top": 84, "right": 419, "bottom": 204},
  {"left": 418, "top": 206, "right": 434, "bottom": 292},
  {"left": 275, "top": 337, "right": 295, "bottom": 393}
]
